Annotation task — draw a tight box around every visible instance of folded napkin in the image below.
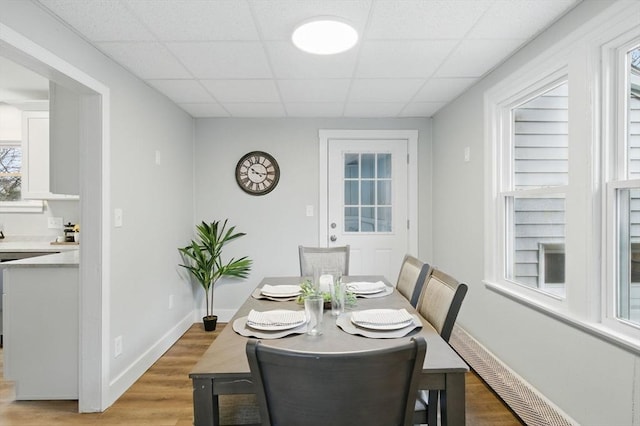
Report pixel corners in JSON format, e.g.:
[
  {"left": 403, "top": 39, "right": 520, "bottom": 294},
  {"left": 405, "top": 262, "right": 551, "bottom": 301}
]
[
  {"left": 247, "top": 309, "right": 306, "bottom": 327},
  {"left": 351, "top": 309, "right": 413, "bottom": 326},
  {"left": 346, "top": 281, "right": 387, "bottom": 293},
  {"left": 260, "top": 284, "right": 301, "bottom": 296}
]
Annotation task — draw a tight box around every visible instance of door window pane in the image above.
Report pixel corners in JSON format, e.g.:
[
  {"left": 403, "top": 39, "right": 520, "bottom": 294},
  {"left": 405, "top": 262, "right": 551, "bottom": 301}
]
[
  {"left": 345, "top": 153, "right": 359, "bottom": 178},
  {"left": 377, "top": 207, "right": 392, "bottom": 232},
  {"left": 377, "top": 154, "right": 391, "bottom": 178},
  {"left": 361, "top": 180, "right": 374, "bottom": 205},
  {"left": 344, "top": 181, "right": 359, "bottom": 205},
  {"left": 361, "top": 207, "right": 375, "bottom": 232},
  {"left": 377, "top": 181, "right": 391, "bottom": 205},
  {"left": 361, "top": 154, "right": 375, "bottom": 178},
  {"left": 345, "top": 207, "right": 359, "bottom": 232}
]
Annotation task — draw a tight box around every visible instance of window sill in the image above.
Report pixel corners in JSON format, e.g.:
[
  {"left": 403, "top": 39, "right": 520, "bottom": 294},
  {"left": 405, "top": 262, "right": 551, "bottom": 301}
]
[
  {"left": 0, "top": 200, "right": 44, "bottom": 213},
  {"left": 484, "top": 280, "right": 640, "bottom": 356}
]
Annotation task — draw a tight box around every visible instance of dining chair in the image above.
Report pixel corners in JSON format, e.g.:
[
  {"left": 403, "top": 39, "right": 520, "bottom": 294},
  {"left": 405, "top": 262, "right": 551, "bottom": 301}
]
[
  {"left": 396, "top": 254, "right": 431, "bottom": 307},
  {"left": 298, "top": 245, "right": 350, "bottom": 276},
  {"left": 246, "top": 337, "right": 427, "bottom": 426},
  {"left": 413, "top": 268, "right": 468, "bottom": 425}
]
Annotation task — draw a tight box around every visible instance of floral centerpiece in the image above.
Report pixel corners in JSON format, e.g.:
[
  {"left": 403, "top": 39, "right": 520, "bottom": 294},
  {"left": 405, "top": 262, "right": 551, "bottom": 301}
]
[{"left": 297, "top": 279, "right": 357, "bottom": 308}]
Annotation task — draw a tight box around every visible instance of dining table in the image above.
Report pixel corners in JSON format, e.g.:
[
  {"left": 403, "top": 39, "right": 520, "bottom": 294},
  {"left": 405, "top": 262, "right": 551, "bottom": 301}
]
[{"left": 189, "top": 276, "right": 469, "bottom": 426}]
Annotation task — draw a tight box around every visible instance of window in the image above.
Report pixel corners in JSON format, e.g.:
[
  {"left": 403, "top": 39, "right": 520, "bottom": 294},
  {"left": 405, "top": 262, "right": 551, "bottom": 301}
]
[
  {"left": 611, "top": 45, "right": 640, "bottom": 328},
  {"left": 501, "top": 80, "right": 569, "bottom": 299},
  {"left": 0, "top": 142, "right": 22, "bottom": 201}
]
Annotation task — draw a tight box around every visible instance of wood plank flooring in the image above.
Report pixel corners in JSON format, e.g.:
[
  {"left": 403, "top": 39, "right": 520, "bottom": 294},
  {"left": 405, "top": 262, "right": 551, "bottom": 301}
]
[{"left": 0, "top": 324, "right": 524, "bottom": 425}]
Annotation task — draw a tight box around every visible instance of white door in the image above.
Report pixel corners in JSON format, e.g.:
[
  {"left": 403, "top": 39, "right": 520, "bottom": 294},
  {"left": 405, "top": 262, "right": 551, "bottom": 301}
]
[{"left": 321, "top": 130, "right": 418, "bottom": 282}]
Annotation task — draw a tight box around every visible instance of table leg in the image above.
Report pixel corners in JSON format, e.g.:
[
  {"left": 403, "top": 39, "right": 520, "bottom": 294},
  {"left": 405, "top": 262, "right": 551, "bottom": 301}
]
[
  {"left": 192, "top": 377, "right": 219, "bottom": 426},
  {"left": 442, "top": 372, "right": 465, "bottom": 426}
]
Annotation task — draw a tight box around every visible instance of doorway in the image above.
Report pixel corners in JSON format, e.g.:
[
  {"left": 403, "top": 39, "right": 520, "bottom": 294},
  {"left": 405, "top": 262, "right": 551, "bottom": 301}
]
[
  {"left": 319, "top": 129, "right": 418, "bottom": 282},
  {"left": 0, "top": 23, "right": 108, "bottom": 412}
]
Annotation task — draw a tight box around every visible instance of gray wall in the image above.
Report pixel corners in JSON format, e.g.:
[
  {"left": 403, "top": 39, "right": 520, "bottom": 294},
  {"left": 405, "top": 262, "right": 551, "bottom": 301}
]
[
  {"left": 193, "top": 118, "right": 433, "bottom": 319},
  {"left": 431, "top": 1, "right": 639, "bottom": 425},
  {"left": 1, "top": 0, "right": 196, "bottom": 406}
]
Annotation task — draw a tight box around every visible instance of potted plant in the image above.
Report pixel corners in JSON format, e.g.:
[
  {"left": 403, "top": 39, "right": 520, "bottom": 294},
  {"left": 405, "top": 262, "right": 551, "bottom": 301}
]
[{"left": 179, "top": 219, "right": 252, "bottom": 331}]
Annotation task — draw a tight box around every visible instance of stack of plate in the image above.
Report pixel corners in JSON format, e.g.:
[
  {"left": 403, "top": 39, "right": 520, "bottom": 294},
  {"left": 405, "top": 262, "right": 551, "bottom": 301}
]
[
  {"left": 346, "top": 281, "right": 387, "bottom": 295},
  {"left": 350, "top": 308, "right": 414, "bottom": 330},
  {"left": 246, "top": 309, "right": 306, "bottom": 331},
  {"left": 260, "top": 284, "right": 301, "bottom": 298}
]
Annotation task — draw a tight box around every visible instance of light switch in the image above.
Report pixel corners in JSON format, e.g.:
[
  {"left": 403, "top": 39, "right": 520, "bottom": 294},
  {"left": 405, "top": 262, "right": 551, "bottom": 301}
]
[
  {"left": 155, "top": 150, "right": 161, "bottom": 166},
  {"left": 464, "top": 147, "right": 471, "bottom": 162},
  {"left": 306, "top": 205, "right": 314, "bottom": 217},
  {"left": 114, "top": 208, "right": 123, "bottom": 228}
]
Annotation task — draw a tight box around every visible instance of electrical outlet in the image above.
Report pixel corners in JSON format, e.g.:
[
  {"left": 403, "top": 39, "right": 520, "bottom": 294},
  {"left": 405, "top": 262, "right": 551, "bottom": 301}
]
[
  {"left": 114, "top": 336, "right": 123, "bottom": 358},
  {"left": 48, "top": 217, "right": 63, "bottom": 229},
  {"left": 168, "top": 294, "right": 174, "bottom": 310}
]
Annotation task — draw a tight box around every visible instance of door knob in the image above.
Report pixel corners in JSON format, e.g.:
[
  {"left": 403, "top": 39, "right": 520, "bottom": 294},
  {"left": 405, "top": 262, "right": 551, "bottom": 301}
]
[{"left": 330, "top": 235, "right": 337, "bottom": 242}]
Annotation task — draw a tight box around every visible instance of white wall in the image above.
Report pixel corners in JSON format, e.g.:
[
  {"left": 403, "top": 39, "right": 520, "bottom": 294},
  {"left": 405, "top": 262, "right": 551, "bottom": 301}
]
[
  {"left": 0, "top": 0, "right": 196, "bottom": 407},
  {"left": 194, "top": 118, "right": 433, "bottom": 320},
  {"left": 431, "top": 1, "right": 639, "bottom": 425}
]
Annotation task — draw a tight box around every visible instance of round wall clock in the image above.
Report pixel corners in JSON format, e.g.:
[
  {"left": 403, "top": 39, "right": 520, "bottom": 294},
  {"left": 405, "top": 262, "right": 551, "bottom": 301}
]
[{"left": 235, "top": 151, "right": 280, "bottom": 196}]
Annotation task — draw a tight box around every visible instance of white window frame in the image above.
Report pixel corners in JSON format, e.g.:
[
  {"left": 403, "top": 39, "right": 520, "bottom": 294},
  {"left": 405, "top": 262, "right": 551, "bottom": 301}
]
[
  {"left": 603, "top": 31, "right": 640, "bottom": 337},
  {"left": 486, "top": 67, "right": 569, "bottom": 312}
]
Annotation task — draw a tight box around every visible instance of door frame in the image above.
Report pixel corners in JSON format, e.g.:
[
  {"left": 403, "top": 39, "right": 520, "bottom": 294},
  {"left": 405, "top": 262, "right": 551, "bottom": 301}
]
[
  {"left": 1, "top": 24, "right": 110, "bottom": 411},
  {"left": 318, "top": 129, "right": 419, "bottom": 255}
]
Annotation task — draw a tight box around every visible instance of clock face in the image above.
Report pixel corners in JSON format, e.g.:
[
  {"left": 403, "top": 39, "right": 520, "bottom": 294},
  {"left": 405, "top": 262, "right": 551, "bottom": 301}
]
[{"left": 235, "top": 151, "right": 280, "bottom": 195}]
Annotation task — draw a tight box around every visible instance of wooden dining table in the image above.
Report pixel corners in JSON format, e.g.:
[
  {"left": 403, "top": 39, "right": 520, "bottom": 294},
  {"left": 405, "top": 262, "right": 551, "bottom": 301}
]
[{"left": 189, "top": 276, "right": 469, "bottom": 426}]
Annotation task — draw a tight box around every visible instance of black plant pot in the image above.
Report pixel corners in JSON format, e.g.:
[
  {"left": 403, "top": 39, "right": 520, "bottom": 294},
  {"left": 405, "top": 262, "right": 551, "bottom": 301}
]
[{"left": 203, "top": 315, "right": 218, "bottom": 332}]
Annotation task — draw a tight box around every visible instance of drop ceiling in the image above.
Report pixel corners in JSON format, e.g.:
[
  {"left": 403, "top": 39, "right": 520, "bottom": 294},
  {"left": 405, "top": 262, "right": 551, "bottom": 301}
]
[{"left": 33, "top": 0, "right": 580, "bottom": 118}]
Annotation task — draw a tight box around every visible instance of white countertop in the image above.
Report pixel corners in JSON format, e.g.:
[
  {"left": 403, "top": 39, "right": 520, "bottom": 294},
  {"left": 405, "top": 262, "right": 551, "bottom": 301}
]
[
  {"left": 0, "top": 241, "right": 79, "bottom": 253},
  {"left": 0, "top": 249, "right": 79, "bottom": 267}
]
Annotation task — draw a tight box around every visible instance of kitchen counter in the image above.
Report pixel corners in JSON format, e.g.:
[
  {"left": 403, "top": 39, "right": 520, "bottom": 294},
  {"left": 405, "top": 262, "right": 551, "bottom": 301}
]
[
  {"left": 0, "top": 241, "right": 78, "bottom": 253},
  {"left": 0, "top": 249, "right": 79, "bottom": 267}
]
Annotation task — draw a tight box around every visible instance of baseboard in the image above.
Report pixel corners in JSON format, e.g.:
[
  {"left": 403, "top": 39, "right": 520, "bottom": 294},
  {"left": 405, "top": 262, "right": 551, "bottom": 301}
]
[
  {"left": 450, "top": 326, "right": 578, "bottom": 426},
  {"left": 107, "top": 311, "right": 194, "bottom": 406}
]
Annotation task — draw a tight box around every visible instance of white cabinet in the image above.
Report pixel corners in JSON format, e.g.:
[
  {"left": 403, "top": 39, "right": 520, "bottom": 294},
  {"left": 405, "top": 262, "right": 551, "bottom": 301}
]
[
  {"left": 49, "top": 82, "right": 79, "bottom": 196},
  {"left": 3, "top": 264, "right": 79, "bottom": 399},
  {"left": 21, "top": 111, "right": 50, "bottom": 197}
]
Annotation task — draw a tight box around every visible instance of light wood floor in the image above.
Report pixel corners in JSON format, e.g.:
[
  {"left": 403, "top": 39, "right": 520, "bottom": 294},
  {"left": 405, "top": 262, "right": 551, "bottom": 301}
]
[{"left": 0, "top": 324, "right": 524, "bottom": 425}]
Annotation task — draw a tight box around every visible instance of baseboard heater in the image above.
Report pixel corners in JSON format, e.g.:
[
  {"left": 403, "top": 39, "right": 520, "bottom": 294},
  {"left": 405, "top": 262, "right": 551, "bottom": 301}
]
[{"left": 450, "top": 326, "right": 577, "bottom": 426}]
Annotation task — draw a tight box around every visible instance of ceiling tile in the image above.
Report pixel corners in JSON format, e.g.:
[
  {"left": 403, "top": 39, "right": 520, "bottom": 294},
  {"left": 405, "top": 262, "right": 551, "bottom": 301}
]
[
  {"left": 178, "top": 103, "right": 230, "bottom": 118},
  {"left": 468, "top": 0, "right": 578, "bottom": 40},
  {"left": 222, "top": 103, "right": 286, "bottom": 117},
  {"left": 284, "top": 102, "right": 345, "bottom": 117},
  {"left": 400, "top": 102, "right": 446, "bottom": 117},
  {"left": 147, "top": 80, "right": 214, "bottom": 103},
  {"left": 413, "top": 78, "right": 477, "bottom": 102},
  {"left": 126, "top": 0, "right": 259, "bottom": 41},
  {"left": 344, "top": 102, "right": 405, "bottom": 118},
  {"left": 435, "top": 39, "right": 525, "bottom": 78},
  {"left": 349, "top": 79, "right": 424, "bottom": 103},
  {"left": 96, "top": 42, "right": 192, "bottom": 79},
  {"left": 38, "top": 0, "right": 155, "bottom": 41},
  {"left": 265, "top": 41, "right": 357, "bottom": 79},
  {"left": 249, "top": 0, "right": 372, "bottom": 40},
  {"left": 356, "top": 40, "right": 457, "bottom": 78},
  {"left": 201, "top": 80, "right": 280, "bottom": 103},
  {"left": 278, "top": 79, "right": 351, "bottom": 103},
  {"left": 367, "top": 0, "right": 493, "bottom": 40},
  {"left": 166, "top": 42, "right": 272, "bottom": 79}
]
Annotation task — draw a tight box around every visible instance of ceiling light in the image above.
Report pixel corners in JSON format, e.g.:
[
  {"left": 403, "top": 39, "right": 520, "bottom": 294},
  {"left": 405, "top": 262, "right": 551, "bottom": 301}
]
[{"left": 292, "top": 19, "right": 358, "bottom": 55}]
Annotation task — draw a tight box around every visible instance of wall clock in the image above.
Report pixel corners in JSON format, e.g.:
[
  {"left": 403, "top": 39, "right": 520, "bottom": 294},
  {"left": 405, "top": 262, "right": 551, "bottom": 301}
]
[{"left": 235, "top": 151, "right": 280, "bottom": 196}]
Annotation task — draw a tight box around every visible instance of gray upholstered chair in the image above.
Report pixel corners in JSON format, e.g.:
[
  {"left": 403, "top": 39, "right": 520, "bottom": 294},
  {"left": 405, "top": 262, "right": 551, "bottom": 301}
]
[
  {"left": 395, "top": 254, "right": 431, "bottom": 307},
  {"left": 246, "top": 337, "right": 427, "bottom": 426},
  {"left": 414, "top": 268, "right": 468, "bottom": 425},
  {"left": 298, "top": 245, "right": 350, "bottom": 276}
]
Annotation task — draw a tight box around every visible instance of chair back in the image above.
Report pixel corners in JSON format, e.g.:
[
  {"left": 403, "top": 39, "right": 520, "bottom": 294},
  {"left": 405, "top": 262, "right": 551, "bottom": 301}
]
[
  {"left": 395, "top": 255, "right": 431, "bottom": 307},
  {"left": 298, "top": 245, "right": 350, "bottom": 276},
  {"left": 246, "top": 337, "right": 427, "bottom": 426},
  {"left": 416, "top": 268, "right": 468, "bottom": 342}
]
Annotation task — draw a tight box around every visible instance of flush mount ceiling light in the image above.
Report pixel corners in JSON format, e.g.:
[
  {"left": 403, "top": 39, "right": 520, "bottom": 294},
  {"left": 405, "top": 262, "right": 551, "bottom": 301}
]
[{"left": 292, "top": 18, "right": 358, "bottom": 55}]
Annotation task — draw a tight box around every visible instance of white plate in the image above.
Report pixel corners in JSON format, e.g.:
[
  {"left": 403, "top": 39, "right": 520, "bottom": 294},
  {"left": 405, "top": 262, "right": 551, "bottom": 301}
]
[
  {"left": 348, "top": 286, "right": 385, "bottom": 295},
  {"left": 246, "top": 320, "right": 306, "bottom": 331}
]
